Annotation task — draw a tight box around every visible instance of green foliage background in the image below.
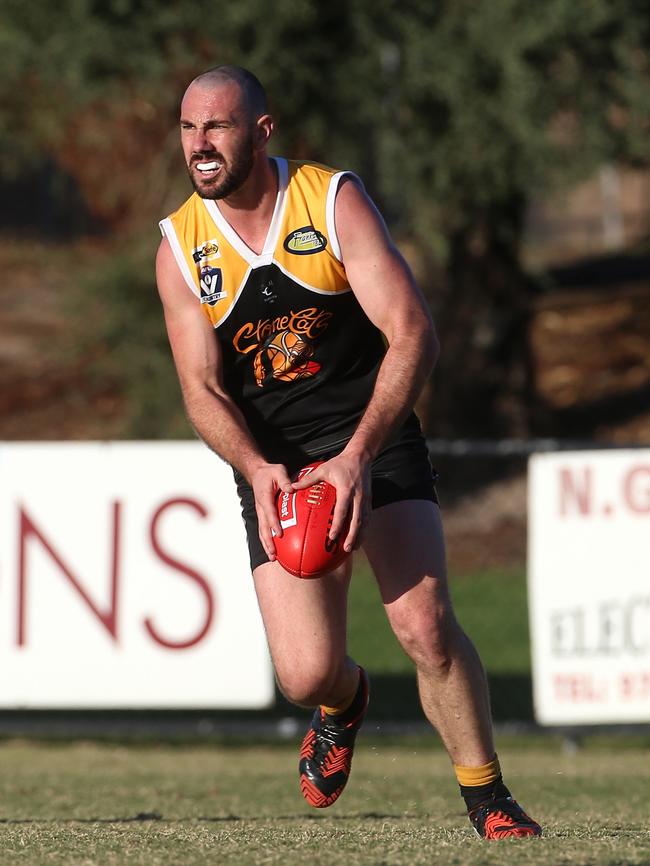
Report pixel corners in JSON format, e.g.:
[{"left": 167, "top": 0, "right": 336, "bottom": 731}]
[{"left": 2, "top": 0, "right": 649, "bottom": 436}]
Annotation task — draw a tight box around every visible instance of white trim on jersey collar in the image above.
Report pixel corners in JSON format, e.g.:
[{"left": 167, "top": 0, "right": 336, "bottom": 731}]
[
  {"left": 202, "top": 157, "right": 289, "bottom": 265},
  {"left": 262, "top": 157, "right": 289, "bottom": 255}
]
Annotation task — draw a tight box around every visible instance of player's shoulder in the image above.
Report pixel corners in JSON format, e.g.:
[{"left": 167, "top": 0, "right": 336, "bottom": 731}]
[
  {"left": 286, "top": 159, "right": 347, "bottom": 183},
  {"left": 155, "top": 234, "right": 180, "bottom": 294},
  {"left": 157, "top": 191, "right": 205, "bottom": 269},
  {"left": 285, "top": 160, "right": 364, "bottom": 210}
]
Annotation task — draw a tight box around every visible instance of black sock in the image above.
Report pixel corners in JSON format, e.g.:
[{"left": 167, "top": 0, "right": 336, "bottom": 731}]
[
  {"left": 323, "top": 669, "right": 365, "bottom": 725},
  {"left": 460, "top": 775, "right": 511, "bottom": 812}
]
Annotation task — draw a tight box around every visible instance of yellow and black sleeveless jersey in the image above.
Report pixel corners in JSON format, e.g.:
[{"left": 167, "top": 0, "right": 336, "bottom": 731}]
[{"left": 160, "top": 158, "right": 388, "bottom": 455}]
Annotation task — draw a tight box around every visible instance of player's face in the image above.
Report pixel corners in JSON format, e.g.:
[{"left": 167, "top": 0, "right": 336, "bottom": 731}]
[{"left": 180, "top": 81, "right": 257, "bottom": 200}]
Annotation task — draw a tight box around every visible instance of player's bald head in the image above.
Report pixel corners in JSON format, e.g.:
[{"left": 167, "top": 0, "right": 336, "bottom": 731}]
[{"left": 188, "top": 65, "right": 268, "bottom": 122}]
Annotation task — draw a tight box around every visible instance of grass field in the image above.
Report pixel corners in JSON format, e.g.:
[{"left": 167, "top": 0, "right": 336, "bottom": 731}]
[
  {"left": 1, "top": 737, "right": 649, "bottom": 865},
  {"left": 2, "top": 564, "right": 642, "bottom": 864}
]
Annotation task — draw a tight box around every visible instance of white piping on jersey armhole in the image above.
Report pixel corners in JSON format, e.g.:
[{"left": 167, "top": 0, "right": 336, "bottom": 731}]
[
  {"left": 159, "top": 217, "right": 200, "bottom": 298},
  {"left": 326, "top": 171, "right": 363, "bottom": 263}
]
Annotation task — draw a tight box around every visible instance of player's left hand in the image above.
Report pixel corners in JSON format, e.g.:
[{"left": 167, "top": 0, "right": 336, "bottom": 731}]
[{"left": 291, "top": 450, "right": 372, "bottom": 552}]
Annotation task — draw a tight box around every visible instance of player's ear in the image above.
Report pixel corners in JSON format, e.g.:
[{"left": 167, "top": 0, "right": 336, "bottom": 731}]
[{"left": 255, "top": 114, "right": 274, "bottom": 149}]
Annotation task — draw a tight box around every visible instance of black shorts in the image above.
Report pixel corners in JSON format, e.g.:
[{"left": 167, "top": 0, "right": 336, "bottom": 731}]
[{"left": 233, "top": 425, "right": 438, "bottom": 572}]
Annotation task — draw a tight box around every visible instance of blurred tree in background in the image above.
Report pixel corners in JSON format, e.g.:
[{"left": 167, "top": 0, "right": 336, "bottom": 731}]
[{"left": 1, "top": 0, "right": 649, "bottom": 437}]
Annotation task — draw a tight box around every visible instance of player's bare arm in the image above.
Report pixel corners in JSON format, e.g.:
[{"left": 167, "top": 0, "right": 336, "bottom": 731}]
[
  {"left": 293, "top": 178, "right": 439, "bottom": 551},
  {"left": 155, "top": 237, "right": 291, "bottom": 558}
]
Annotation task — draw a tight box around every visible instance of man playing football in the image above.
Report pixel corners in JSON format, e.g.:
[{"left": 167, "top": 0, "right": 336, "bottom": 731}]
[{"left": 156, "top": 64, "right": 541, "bottom": 839}]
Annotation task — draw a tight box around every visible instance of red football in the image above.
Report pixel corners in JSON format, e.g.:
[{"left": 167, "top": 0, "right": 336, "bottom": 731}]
[{"left": 274, "top": 462, "right": 350, "bottom": 578}]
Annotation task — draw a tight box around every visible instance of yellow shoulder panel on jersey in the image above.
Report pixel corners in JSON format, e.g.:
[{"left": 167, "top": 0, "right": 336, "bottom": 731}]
[
  {"left": 273, "top": 161, "right": 353, "bottom": 295},
  {"left": 159, "top": 193, "right": 249, "bottom": 328}
]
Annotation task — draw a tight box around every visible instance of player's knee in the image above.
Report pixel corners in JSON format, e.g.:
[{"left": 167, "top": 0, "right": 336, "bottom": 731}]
[
  {"left": 275, "top": 664, "right": 339, "bottom": 707},
  {"left": 390, "top": 604, "right": 457, "bottom": 674}
]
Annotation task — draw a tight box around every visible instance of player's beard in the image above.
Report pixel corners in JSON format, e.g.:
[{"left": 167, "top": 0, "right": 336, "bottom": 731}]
[{"left": 188, "top": 134, "right": 255, "bottom": 200}]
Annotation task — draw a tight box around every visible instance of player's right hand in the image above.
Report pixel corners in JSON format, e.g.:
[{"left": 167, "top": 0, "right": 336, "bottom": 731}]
[
  {"left": 291, "top": 450, "right": 371, "bottom": 553},
  {"left": 250, "top": 463, "right": 293, "bottom": 560}
]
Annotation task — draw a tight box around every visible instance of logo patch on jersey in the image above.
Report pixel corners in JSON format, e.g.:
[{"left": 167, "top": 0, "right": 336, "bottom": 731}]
[
  {"left": 199, "top": 267, "right": 226, "bottom": 305},
  {"left": 253, "top": 330, "right": 321, "bottom": 387},
  {"left": 192, "top": 239, "right": 221, "bottom": 263},
  {"left": 283, "top": 226, "right": 327, "bottom": 255},
  {"left": 260, "top": 280, "right": 277, "bottom": 304},
  {"left": 232, "top": 307, "right": 333, "bottom": 388}
]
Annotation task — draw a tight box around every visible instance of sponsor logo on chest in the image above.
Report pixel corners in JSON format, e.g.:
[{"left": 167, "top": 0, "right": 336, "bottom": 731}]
[
  {"left": 192, "top": 239, "right": 221, "bottom": 264},
  {"left": 283, "top": 226, "right": 327, "bottom": 255}
]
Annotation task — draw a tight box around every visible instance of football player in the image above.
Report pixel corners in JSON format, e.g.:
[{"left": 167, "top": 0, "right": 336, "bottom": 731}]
[{"left": 156, "top": 65, "right": 541, "bottom": 839}]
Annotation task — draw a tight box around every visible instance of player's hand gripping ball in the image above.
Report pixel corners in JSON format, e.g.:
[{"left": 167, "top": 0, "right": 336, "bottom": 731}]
[{"left": 274, "top": 462, "right": 350, "bottom": 578}]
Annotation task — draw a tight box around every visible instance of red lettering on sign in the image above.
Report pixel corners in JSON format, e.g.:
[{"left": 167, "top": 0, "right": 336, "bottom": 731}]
[
  {"left": 559, "top": 467, "right": 592, "bottom": 516},
  {"left": 17, "top": 502, "right": 121, "bottom": 646},
  {"left": 143, "top": 498, "right": 215, "bottom": 650},
  {"left": 619, "top": 671, "right": 650, "bottom": 700},
  {"left": 622, "top": 465, "right": 650, "bottom": 514},
  {"left": 554, "top": 673, "right": 607, "bottom": 702}
]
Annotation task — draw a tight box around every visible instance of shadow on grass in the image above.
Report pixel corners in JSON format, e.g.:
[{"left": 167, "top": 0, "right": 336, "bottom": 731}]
[
  {"left": 0, "top": 811, "right": 403, "bottom": 824},
  {"left": 0, "top": 813, "right": 163, "bottom": 824}
]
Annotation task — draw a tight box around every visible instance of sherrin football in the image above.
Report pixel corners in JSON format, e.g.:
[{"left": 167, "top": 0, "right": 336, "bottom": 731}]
[{"left": 274, "top": 462, "right": 349, "bottom": 578}]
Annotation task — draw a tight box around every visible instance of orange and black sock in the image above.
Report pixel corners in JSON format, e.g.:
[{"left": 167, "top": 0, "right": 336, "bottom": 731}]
[
  {"left": 454, "top": 755, "right": 511, "bottom": 812},
  {"left": 321, "top": 667, "right": 365, "bottom": 725}
]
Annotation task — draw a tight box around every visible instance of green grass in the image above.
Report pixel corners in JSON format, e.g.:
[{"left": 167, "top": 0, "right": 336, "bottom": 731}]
[
  {"left": 0, "top": 739, "right": 648, "bottom": 865},
  {"left": 347, "top": 560, "right": 531, "bottom": 676}
]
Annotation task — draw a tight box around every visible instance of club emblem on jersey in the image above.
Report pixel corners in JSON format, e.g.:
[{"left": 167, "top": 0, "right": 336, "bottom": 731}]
[
  {"left": 199, "top": 266, "right": 226, "bottom": 305},
  {"left": 232, "top": 307, "right": 332, "bottom": 388},
  {"left": 253, "top": 330, "right": 320, "bottom": 387},
  {"left": 192, "top": 239, "right": 221, "bottom": 263},
  {"left": 283, "top": 226, "right": 327, "bottom": 255}
]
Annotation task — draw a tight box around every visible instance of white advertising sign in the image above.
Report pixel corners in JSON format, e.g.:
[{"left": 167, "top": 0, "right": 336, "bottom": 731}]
[
  {"left": 0, "top": 442, "right": 274, "bottom": 708},
  {"left": 528, "top": 450, "right": 650, "bottom": 725}
]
